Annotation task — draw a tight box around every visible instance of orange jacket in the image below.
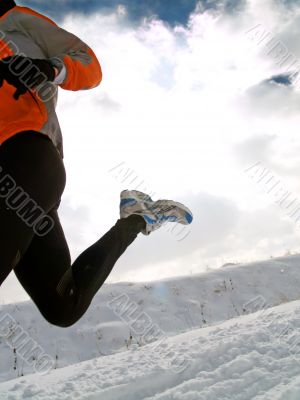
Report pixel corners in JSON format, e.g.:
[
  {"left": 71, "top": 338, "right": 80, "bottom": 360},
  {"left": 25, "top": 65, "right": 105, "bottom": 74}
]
[{"left": 0, "top": 6, "right": 102, "bottom": 157}]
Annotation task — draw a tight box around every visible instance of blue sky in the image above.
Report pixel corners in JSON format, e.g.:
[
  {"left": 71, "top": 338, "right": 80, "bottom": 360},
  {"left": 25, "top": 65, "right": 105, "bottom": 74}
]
[
  {"left": 18, "top": 0, "right": 245, "bottom": 25},
  {"left": 3, "top": 0, "right": 300, "bottom": 304},
  {"left": 19, "top": 0, "right": 199, "bottom": 24}
]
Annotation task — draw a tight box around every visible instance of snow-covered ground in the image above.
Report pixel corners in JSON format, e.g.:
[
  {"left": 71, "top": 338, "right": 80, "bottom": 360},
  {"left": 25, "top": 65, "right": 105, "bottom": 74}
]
[
  {"left": 2, "top": 299, "right": 300, "bottom": 399},
  {"left": 1, "top": 254, "right": 300, "bottom": 399}
]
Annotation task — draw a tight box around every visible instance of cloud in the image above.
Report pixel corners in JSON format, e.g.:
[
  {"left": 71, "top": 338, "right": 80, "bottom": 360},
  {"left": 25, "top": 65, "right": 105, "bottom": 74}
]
[
  {"left": 234, "top": 134, "right": 277, "bottom": 166},
  {"left": 238, "top": 71, "right": 300, "bottom": 117},
  {"left": 94, "top": 93, "right": 122, "bottom": 113}
]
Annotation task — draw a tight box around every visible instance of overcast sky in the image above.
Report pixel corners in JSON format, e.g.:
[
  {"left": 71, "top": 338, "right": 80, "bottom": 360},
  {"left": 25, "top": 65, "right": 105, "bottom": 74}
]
[{"left": 2, "top": 0, "right": 300, "bottom": 304}]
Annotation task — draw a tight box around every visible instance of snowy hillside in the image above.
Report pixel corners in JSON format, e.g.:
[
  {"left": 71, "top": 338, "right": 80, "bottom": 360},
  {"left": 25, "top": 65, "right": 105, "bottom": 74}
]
[
  {"left": 1, "top": 254, "right": 300, "bottom": 399},
  {"left": 2, "top": 298, "right": 300, "bottom": 399}
]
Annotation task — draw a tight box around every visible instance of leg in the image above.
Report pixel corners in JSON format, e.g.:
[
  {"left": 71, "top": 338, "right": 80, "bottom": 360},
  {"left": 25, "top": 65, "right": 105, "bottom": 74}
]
[
  {"left": 14, "top": 208, "right": 145, "bottom": 327},
  {"left": 13, "top": 207, "right": 72, "bottom": 324},
  {"left": 0, "top": 131, "right": 66, "bottom": 285}
]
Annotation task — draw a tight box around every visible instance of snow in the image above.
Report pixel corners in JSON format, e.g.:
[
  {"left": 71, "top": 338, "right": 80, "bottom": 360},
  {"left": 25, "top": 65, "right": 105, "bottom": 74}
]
[{"left": 1, "top": 254, "right": 300, "bottom": 399}]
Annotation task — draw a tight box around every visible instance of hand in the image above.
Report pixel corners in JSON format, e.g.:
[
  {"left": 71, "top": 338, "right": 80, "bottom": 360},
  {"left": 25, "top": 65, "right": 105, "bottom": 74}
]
[{"left": 0, "top": 55, "right": 56, "bottom": 100}]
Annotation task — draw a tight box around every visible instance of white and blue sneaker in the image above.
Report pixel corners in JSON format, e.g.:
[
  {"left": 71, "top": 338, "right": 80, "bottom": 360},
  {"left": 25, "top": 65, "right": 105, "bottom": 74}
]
[{"left": 120, "top": 190, "right": 193, "bottom": 236}]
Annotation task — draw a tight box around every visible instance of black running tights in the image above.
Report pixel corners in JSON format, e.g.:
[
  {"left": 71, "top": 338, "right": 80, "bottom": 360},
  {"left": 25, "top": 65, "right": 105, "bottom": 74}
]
[{"left": 0, "top": 131, "right": 145, "bottom": 327}]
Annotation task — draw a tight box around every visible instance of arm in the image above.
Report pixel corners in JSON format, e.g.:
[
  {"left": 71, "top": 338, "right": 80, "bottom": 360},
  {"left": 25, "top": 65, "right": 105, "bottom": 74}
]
[{"left": 12, "top": 7, "right": 102, "bottom": 91}]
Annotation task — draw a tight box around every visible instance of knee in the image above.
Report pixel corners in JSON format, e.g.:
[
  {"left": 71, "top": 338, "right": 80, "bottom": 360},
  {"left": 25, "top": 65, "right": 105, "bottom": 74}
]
[
  {"left": 38, "top": 299, "right": 80, "bottom": 327},
  {"left": 41, "top": 308, "right": 80, "bottom": 328},
  {"left": 46, "top": 317, "right": 77, "bottom": 328},
  {"left": 36, "top": 292, "right": 91, "bottom": 328}
]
